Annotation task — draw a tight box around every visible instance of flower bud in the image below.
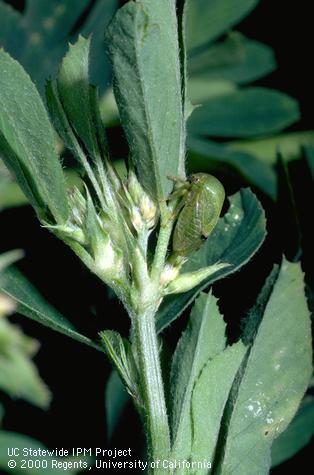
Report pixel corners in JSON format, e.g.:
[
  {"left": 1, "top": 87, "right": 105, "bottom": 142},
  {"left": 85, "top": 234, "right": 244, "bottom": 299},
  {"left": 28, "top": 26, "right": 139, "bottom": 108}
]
[
  {"left": 84, "top": 192, "right": 125, "bottom": 281},
  {"left": 68, "top": 187, "right": 86, "bottom": 227},
  {"left": 160, "top": 263, "right": 180, "bottom": 286},
  {"left": 164, "top": 262, "right": 230, "bottom": 295},
  {"left": 127, "top": 170, "right": 157, "bottom": 231},
  {"left": 93, "top": 232, "right": 124, "bottom": 280},
  {"left": 140, "top": 195, "right": 157, "bottom": 228},
  {"left": 0, "top": 294, "right": 16, "bottom": 317},
  {"left": 47, "top": 222, "right": 86, "bottom": 245},
  {"left": 128, "top": 169, "right": 144, "bottom": 205},
  {"left": 130, "top": 206, "right": 144, "bottom": 233},
  {"left": 46, "top": 187, "right": 87, "bottom": 244}
]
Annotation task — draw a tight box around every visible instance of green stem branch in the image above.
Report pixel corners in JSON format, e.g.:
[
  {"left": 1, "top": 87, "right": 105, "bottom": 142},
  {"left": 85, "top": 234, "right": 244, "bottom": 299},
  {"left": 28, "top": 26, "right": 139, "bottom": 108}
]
[
  {"left": 129, "top": 199, "right": 177, "bottom": 472},
  {"left": 151, "top": 208, "right": 175, "bottom": 284},
  {"left": 133, "top": 305, "right": 171, "bottom": 474}
]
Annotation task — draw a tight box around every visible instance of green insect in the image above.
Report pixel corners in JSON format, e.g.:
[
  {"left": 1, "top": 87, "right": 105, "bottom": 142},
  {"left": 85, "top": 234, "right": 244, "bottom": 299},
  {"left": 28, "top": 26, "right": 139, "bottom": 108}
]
[{"left": 172, "top": 173, "right": 225, "bottom": 256}]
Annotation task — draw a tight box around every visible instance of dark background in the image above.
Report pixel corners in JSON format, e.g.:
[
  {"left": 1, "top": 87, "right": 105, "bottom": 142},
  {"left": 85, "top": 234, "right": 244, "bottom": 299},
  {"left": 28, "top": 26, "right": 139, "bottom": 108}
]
[{"left": 0, "top": 0, "right": 313, "bottom": 473}]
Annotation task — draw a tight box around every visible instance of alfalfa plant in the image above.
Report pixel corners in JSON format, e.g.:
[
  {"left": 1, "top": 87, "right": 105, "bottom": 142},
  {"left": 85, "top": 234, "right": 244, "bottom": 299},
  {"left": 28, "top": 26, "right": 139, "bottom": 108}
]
[{"left": 0, "top": 1, "right": 312, "bottom": 473}]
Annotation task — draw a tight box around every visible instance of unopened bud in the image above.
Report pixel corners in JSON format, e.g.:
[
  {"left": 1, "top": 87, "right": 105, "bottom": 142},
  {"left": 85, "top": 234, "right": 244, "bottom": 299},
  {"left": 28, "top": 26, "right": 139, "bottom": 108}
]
[
  {"left": 127, "top": 171, "right": 157, "bottom": 230},
  {"left": 160, "top": 263, "right": 180, "bottom": 286},
  {"left": 140, "top": 195, "right": 157, "bottom": 228},
  {"left": 0, "top": 294, "right": 16, "bottom": 317},
  {"left": 94, "top": 233, "right": 124, "bottom": 279},
  {"left": 128, "top": 170, "right": 144, "bottom": 205},
  {"left": 68, "top": 187, "right": 86, "bottom": 227},
  {"left": 164, "top": 263, "right": 230, "bottom": 295},
  {"left": 45, "top": 223, "right": 86, "bottom": 245},
  {"left": 130, "top": 207, "right": 144, "bottom": 232}
]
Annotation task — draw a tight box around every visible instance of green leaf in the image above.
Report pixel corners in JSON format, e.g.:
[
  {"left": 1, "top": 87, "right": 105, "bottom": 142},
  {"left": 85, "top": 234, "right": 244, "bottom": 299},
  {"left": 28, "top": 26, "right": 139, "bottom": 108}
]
[
  {"left": 186, "top": 0, "right": 259, "bottom": 51},
  {"left": 23, "top": 0, "right": 89, "bottom": 47},
  {"left": 100, "top": 330, "right": 142, "bottom": 405},
  {"left": 170, "top": 292, "right": 227, "bottom": 459},
  {"left": 0, "top": 431, "right": 89, "bottom": 475},
  {"left": 21, "top": 0, "right": 91, "bottom": 92},
  {"left": 106, "top": 0, "right": 185, "bottom": 199},
  {"left": 276, "top": 155, "right": 302, "bottom": 261},
  {"left": 56, "top": 35, "right": 105, "bottom": 159},
  {"left": 0, "top": 167, "right": 84, "bottom": 212},
  {"left": 80, "top": 0, "right": 118, "bottom": 93},
  {"left": 0, "top": 267, "right": 102, "bottom": 352},
  {"left": 0, "top": 180, "right": 29, "bottom": 210},
  {"left": 0, "top": 160, "right": 10, "bottom": 184},
  {"left": 99, "top": 89, "right": 120, "bottom": 126},
  {"left": 0, "top": 317, "right": 51, "bottom": 409},
  {"left": 45, "top": 80, "right": 105, "bottom": 208},
  {"left": 0, "top": 2, "right": 27, "bottom": 58},
  {"left": 45, "top": 80, "right": 83, "bottom": 158},
  {"left": 0, "top": 0, "right": 118, "bottom": 94},
  {"left": 177, "top": 0, "right": 188, "bottom": 123},
  {"left": 0, "top": 250, "right": 24, "bottom": 272},
  {"left": 156, "top": 188, "right": 266, "bottom": 332},
  {"left": 241, "top": 265, "right": 279, "bottom": 347},
  {"left": 304, "top": 144, "right": 314, "bottom": 180},
  {"left": 219, "top": 259, "right": 312, "bottom": 475},
  {"left": 191, "top": 342, "right": 246, "bottom": 470},
  {"left": 188, "top": 137, "right": 276, "bottom": 199},
  {"left": 187, "top": 79, "right": 236, "bottom": 104},
  {"left": 0, "top": 403, "right": 4, "bottom": 425},
  {"left": 0, "top": 50, "right": 68, "bottom": 223},
  {"left": 188, "top": 88, "right": 300, "bottom": 138},
  {"left": 227, "top": 130, "right": 314, "bottom": 164},
  {"left": 271, "top": 397, "right": 314, "bottom": 467},
  {"left": 105, "top": 370, "right": 130, "bottom": 440},
  {"left": 189, "top": 34, "right": 276, "bottom": 84}
]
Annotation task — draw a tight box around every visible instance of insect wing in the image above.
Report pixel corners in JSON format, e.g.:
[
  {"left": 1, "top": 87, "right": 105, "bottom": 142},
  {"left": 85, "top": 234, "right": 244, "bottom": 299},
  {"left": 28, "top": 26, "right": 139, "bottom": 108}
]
[
  {"left": 200, "top": 185, "right": 220, "bottom": 237},
  {"left": 173, "top": 187, "right": 203, "bottom": 255}
]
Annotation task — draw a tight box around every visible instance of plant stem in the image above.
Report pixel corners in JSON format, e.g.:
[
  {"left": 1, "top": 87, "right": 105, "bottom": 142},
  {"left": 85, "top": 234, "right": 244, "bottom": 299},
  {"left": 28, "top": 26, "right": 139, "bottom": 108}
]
[
  {"left": 129, "top": 201, "right": 177, "bottom": 472},
  {"left": 133, "top": 304, "right": 172, "bottom": 474},
  {"left": 151, "top": 210, "right": 175, "bottom": 284}
]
